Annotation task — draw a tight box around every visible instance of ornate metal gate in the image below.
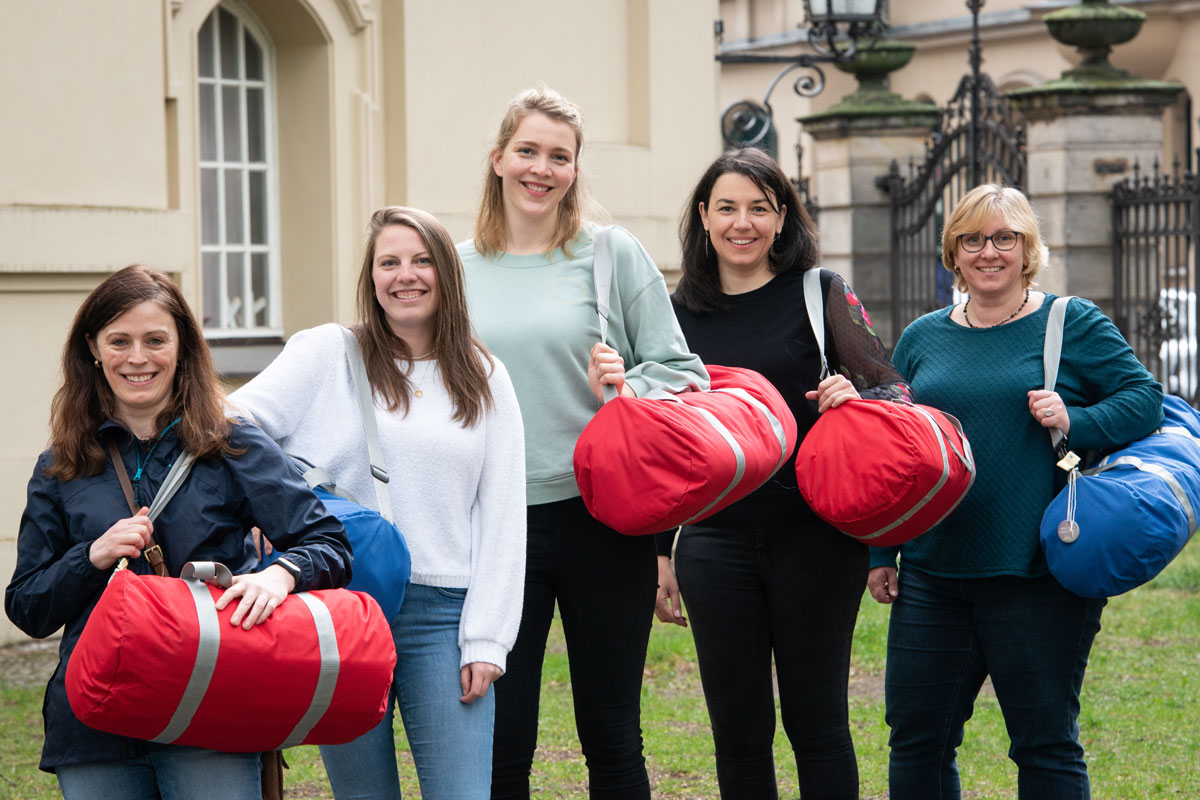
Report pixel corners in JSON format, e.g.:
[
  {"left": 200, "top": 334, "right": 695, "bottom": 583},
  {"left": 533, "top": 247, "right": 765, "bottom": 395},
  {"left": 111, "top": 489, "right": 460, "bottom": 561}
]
[
  {"left": 1112, "top": 159, "right": 1200, "bottom": 404},
  {"left": 876, "top": 1, "right": 1025, "bottom": 342}
]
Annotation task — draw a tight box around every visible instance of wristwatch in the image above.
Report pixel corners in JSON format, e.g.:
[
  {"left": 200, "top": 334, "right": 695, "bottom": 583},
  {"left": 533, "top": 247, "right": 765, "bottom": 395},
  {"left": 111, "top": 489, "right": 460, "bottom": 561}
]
[{"left": 275, "top": 556, "right": 302, "bottom": 590}]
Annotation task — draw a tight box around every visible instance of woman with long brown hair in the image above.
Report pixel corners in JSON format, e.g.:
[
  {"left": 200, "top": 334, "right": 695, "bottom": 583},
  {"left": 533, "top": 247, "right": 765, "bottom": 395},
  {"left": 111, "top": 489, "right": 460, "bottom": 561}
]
[
  {"left": 6, "top": 264, "right": 350, "bottom": 799},
  {"left": 231, "top": 206, "right": 526, "bottom": 800}
]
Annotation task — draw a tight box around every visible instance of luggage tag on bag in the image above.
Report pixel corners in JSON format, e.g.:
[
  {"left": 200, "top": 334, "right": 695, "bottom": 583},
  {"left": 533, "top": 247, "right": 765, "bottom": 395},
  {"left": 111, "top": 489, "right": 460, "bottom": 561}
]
[{"left": 1052, "top": 429, "right": 1081, "bottom": 542}]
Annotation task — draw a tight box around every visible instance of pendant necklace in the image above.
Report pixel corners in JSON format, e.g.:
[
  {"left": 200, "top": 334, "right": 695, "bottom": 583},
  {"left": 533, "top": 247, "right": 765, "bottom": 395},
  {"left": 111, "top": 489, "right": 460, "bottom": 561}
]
[
  {"left": 409, "top": 351, "right": 433, "bottom": 398},
  {"left": 963, "top": 288, "right": 1030, "bottom": 329}
]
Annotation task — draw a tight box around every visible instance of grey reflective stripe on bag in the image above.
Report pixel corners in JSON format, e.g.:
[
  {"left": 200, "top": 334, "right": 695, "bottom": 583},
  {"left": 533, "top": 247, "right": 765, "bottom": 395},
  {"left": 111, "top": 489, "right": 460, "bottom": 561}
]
[
  {"left": 853, "top": 405, "right": 975, "bottom": 541},
  {"left": 151, "top": 561, "right": 344, "bottom": 750}
]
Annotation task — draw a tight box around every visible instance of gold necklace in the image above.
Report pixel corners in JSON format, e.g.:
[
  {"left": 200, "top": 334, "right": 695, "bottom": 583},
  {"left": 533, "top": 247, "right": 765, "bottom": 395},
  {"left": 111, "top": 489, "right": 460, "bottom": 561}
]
[
  {"left": 963, "top": 288, "right": 1029, "bottom": 328},
  {"left": 408, "top": 355, "right": 432, "bottom": 398}
]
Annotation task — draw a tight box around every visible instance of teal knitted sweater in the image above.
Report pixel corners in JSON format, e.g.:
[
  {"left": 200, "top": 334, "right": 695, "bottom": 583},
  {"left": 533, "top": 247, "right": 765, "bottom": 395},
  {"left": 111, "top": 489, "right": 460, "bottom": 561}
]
[{"left": 870, "top": 296, "right": 1163, "bottom": 578}]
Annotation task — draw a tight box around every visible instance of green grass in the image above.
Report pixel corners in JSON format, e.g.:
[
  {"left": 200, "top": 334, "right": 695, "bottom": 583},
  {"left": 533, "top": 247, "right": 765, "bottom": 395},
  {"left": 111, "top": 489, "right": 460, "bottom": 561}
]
[{"left": 3, "top": 544, "right": 1198, "bottom": 799}]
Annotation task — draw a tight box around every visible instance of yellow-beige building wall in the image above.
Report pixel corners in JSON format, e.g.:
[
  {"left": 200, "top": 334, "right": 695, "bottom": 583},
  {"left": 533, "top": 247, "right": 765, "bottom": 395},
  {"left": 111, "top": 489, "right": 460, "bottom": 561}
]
[{"left": 0, "top": 0, "right": 720, "bottom": 645}]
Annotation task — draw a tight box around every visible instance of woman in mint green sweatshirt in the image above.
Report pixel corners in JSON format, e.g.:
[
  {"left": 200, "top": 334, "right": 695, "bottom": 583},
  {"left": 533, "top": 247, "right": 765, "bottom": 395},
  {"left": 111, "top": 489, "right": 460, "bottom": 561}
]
[
  {"left": 867, "top": 184, "right": 1162, "bottom": 800},
  {"left": 457, "top": 86, "right": 708, "bottom": 800}
]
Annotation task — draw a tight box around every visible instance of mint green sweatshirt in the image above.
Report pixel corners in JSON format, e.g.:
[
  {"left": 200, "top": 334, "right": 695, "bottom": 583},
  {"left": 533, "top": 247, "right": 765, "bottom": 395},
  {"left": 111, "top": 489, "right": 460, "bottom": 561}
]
[{"left": 459, "top": 226, "right": 709, "bottom": 504}]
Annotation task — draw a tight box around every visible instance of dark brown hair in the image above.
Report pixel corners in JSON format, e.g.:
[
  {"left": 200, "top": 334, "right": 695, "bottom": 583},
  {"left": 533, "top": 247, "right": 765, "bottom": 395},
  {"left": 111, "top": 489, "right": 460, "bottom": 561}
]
[
  {"left": 675, "top": 147, "right": 819, "bottom": 314},
  {"left": 47, "top": 264, "right": 237, "bottom": 480},
  {"left": 356, "top": 206, "right": 493, "bottom": 426}
]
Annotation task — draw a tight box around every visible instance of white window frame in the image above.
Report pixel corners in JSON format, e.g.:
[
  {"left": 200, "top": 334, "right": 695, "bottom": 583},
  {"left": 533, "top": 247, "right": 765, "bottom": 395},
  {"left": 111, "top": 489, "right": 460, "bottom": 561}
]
[{"left": 197, "top": 1, "right": 281, "bottom": 337}]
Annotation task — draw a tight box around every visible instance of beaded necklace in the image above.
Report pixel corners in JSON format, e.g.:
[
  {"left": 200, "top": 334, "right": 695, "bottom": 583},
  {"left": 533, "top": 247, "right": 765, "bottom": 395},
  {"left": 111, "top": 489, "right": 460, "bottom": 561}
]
[{"left": 963, "top": 288, "right": 1030, "bottom": 329}]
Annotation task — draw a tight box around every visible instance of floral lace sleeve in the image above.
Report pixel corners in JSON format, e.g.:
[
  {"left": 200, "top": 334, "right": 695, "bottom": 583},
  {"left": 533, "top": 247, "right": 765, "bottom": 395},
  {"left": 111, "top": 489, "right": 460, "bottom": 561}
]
[{"left": 822, "top": 271, "right": 912, "bottom": 403}]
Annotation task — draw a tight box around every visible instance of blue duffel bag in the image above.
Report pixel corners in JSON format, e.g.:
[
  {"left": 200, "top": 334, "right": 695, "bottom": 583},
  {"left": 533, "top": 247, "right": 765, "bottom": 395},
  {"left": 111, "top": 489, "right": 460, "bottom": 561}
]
[
  {"left": 1040, "top": 297, "right": 1197, "bottom": 597},
  {"left": 312, "top": 485, "right": 410, "bottom": 623}
]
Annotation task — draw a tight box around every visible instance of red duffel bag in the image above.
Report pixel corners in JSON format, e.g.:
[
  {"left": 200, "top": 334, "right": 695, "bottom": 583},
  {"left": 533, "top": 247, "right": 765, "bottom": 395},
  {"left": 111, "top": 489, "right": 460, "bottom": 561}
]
[
  {"left": 796, "top": 399, "right": 976, "bottom": 546},
  {"left": 66, "top": 562, "right": 395, "bottom": 753},
  {"left": 574, "top": 365, "right": 798, "bottom": 536}
]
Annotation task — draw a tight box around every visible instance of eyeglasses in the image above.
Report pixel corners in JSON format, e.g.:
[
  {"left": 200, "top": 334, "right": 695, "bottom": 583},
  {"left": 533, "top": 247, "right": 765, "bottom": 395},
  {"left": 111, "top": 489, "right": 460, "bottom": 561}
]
[{"left": 958, "top": 230, "right": 1022, "bottom": 253}]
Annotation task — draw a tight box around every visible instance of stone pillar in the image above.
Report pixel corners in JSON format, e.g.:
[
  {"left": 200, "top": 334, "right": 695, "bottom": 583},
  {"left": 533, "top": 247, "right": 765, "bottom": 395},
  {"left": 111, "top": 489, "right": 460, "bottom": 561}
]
[
  {"left": 799, "top": 42, "right": 938, "bottom": 346},
  {"left": 1010, "top": 88, "right": 1179, "bottom": 308},
  {"left": 1008, "top": 0, "right": 1182, "bottom": 312}
]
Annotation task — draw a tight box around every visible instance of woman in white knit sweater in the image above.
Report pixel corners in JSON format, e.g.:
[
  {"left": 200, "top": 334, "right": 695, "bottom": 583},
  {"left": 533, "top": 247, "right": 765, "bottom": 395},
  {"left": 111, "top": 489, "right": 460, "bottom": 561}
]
[{"left": 230, "top": 206, "right": 526, "bottom": 800}]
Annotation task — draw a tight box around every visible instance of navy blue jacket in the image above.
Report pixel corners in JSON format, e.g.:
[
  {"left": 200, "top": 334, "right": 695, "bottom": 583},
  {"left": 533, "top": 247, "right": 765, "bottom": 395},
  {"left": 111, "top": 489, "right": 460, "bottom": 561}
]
[{"left": 5, "top": 418, "right": 352, "bottom": 772}]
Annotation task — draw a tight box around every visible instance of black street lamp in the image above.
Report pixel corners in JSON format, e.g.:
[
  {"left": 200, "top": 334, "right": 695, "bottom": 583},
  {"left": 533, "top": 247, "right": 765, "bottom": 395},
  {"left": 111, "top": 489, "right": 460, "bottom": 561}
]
[{"left": 718, "top": 0, "right": 889, "bottom": 152}]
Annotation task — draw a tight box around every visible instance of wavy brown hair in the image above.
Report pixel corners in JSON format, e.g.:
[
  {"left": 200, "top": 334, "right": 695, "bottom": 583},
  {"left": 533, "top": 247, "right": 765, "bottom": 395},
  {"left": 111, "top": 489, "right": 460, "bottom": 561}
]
[
  {"left": 356, "top": 206, "right": 494, "bottom": 426},
  {"left": 47, "top": 264, "right": 237, "bottom": 480},
  {"left": 473, "top": 85, "right": 604, "bottom": 258}
]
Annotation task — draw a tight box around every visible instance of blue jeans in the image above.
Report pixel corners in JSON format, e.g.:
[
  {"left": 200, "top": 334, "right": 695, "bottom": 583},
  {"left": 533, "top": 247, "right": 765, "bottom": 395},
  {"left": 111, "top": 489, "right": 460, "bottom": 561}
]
[
  {"left": 319, "top": 583, "right": 494, "bottom": 800},
  {"left": 884, "top": 566, "right": 1105, "bottom": 800},
  {"left": 674, "top": 521, "right": 865, "bottom": 800},
  {"left": 491, "top": 497, "right": 657, "bottom": 799},
  {"left": 56, "top": 747, "right": 260, "bottom": 800}
]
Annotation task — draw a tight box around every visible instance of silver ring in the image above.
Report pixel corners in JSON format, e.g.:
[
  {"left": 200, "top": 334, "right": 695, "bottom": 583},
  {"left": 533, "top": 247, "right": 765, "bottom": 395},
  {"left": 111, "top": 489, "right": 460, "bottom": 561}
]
[{"left": 1044, "top": 408, "right": 1054, "bottom": 417}]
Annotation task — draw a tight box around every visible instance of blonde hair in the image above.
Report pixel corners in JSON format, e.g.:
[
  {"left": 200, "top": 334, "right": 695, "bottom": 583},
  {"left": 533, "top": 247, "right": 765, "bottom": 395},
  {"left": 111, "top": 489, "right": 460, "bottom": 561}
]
[
  {"left": 942, "top": 184, "right": 1050, "bottom": 293},
  {"left": 356, "top": 206, "right": 493, "bottom": 427},
  {"left": 473, "top": 85, "right": 604, "bottom": 258}
]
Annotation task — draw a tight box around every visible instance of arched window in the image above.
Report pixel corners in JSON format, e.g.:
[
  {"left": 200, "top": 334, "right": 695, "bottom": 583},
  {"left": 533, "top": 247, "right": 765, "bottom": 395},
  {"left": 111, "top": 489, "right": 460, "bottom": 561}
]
[{"left": 197, "top": 2, "right": 279, "bottom": 334}]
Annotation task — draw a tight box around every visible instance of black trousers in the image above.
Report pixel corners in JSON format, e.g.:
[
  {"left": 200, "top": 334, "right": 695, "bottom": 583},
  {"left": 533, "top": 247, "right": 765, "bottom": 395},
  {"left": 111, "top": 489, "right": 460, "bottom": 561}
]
[
  {"left": 491, "top": 497, "right": 657, "bottom": 800},
  {"left": 674, "top": 520, "right": 867, "bottom": 800}
]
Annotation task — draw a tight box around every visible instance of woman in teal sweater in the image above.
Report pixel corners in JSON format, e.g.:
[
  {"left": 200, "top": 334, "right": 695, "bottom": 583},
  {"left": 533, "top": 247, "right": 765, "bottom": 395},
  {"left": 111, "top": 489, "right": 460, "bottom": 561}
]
[{"left": 867, "top": 184, "right": 1162, "bottom": 800}]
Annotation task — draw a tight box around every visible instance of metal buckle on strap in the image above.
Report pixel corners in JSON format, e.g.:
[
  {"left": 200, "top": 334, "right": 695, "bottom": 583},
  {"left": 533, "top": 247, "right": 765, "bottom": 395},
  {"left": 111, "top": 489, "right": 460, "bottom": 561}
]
[{"left": 143, "top": 544, "right": 167, "bottom": 576}]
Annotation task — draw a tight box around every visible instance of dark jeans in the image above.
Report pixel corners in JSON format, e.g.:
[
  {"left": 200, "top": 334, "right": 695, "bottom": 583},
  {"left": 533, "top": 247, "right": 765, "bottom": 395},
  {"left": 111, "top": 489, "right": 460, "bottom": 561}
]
[
  {"left": 674, "top": 521, "right": 867, "bottom": 800},
  {"left": 491, "top": 496, "right": 657, "bottom": 800},
  {"left": 884, "top": 566, "right": 1106, "bottom": 800}
]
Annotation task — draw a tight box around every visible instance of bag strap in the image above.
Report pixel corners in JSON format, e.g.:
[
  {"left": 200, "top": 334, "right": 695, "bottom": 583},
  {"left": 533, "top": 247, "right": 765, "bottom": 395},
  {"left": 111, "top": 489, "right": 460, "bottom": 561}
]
[
  {"left": 109, "top": 438, "right": 138, "bottom": 516},
  {"left": 106, "top": 438, "right": 197, "bottom": 577},
  {"left": 802, "top": 268, "right": 830, "bottom": 379},
  {"left": 591, "top": 225, "right": 619, "bottom": 404},
  {"left": 1042, "top": 296, "right": 1076, "bottom": 455},
  {"left": 340, "top": 326, "right": 394, "bottom": 522}
]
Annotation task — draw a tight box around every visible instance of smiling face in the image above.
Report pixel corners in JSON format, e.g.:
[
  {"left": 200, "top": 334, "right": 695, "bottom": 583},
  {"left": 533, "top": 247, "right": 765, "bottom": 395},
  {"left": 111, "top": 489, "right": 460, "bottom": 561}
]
[
  {"left": 372, "top": 223, "right": 440, "bottom": 349},
  {"left": 954, "top": 211, "right": 1026, "bottom": 299},
  {"left": 88, "top": 301, "right": 179, "bottom": 434},
  {"left": 491, "top": 111, "right": 579, "bottom": 226},
  {"left": 699, "top": 171, "right": 785, "bottom": 285}
]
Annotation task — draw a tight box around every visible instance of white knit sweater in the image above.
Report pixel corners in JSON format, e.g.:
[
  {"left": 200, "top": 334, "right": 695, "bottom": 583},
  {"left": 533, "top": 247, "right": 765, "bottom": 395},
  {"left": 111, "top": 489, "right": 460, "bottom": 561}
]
[{"left": 229, "top": 323, "right": 526, "bottom": 670}]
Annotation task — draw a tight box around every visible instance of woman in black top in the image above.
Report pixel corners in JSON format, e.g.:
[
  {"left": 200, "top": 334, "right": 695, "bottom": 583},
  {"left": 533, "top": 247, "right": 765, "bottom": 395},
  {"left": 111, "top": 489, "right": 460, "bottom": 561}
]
[{"left": 656, "top": 148, "right": 909, "bottom": 799}]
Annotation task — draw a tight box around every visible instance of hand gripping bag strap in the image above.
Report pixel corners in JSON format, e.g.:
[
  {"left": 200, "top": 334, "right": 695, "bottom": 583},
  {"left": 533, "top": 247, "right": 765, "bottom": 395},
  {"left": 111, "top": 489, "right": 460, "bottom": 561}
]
[
  {"left": 1043, "top": 296, "right": 1082, "bottom": 536},
  {"left": 106, "top": 440, "right": 197, "bottom": 577},
  {"left": 591, "top": 225, "right": 619, "bottom": 404},
  {"left": 802, "top": 268, "right": 830, "bottom": 378},
  {"left": 339, "top": 326, "right": 393, "bottom": 521},
  {"left": 1043, "top": 296, "right": 1075, "bottom": 453}
]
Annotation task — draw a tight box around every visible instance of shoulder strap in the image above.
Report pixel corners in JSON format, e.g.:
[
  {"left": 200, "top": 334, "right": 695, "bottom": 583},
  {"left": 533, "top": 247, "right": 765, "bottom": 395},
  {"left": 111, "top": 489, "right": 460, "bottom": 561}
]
[
  {"left": 106, "top": 438, "right": 196, "bottom": 577},
  {"left": 591, "top": 226, "right": 618, "bottom": 403},
  {"left": 340, "top": 326, "right": 394, "bottom": 521},
  {"left": 147, "top": 451, "right": 198, "bottom": 522},
  {"left": 1043, "top": 296, "right": 1076, "bottom": 454},
  {"left": 802, "top": 268, "right": 830, "bottom": 379}
]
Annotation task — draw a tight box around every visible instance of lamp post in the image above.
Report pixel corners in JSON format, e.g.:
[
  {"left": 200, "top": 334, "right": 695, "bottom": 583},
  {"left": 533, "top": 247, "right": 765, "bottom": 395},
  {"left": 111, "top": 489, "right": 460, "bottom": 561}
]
[{"left": 717, "top": 0, "right": 889, "bottom": 153}]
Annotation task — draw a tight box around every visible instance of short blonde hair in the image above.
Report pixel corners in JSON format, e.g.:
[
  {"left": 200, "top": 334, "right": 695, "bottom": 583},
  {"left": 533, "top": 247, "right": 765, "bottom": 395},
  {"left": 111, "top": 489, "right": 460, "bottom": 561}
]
[
  {"left": 473, "top": 85, "right": 604, "bottom": 258},
  {"left": 942, "top": 184, "right": 1050, "bottom": 293}
]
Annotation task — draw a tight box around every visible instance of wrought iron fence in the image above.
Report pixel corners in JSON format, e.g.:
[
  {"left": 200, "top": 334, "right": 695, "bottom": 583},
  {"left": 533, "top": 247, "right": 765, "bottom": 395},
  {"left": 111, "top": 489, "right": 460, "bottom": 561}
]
[
  {"left": 877, "top": 1, "right": 1024, "bottom": 346},
  {"left": 1112, "top": 158, "right": 1200, "bottom": 403}
]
